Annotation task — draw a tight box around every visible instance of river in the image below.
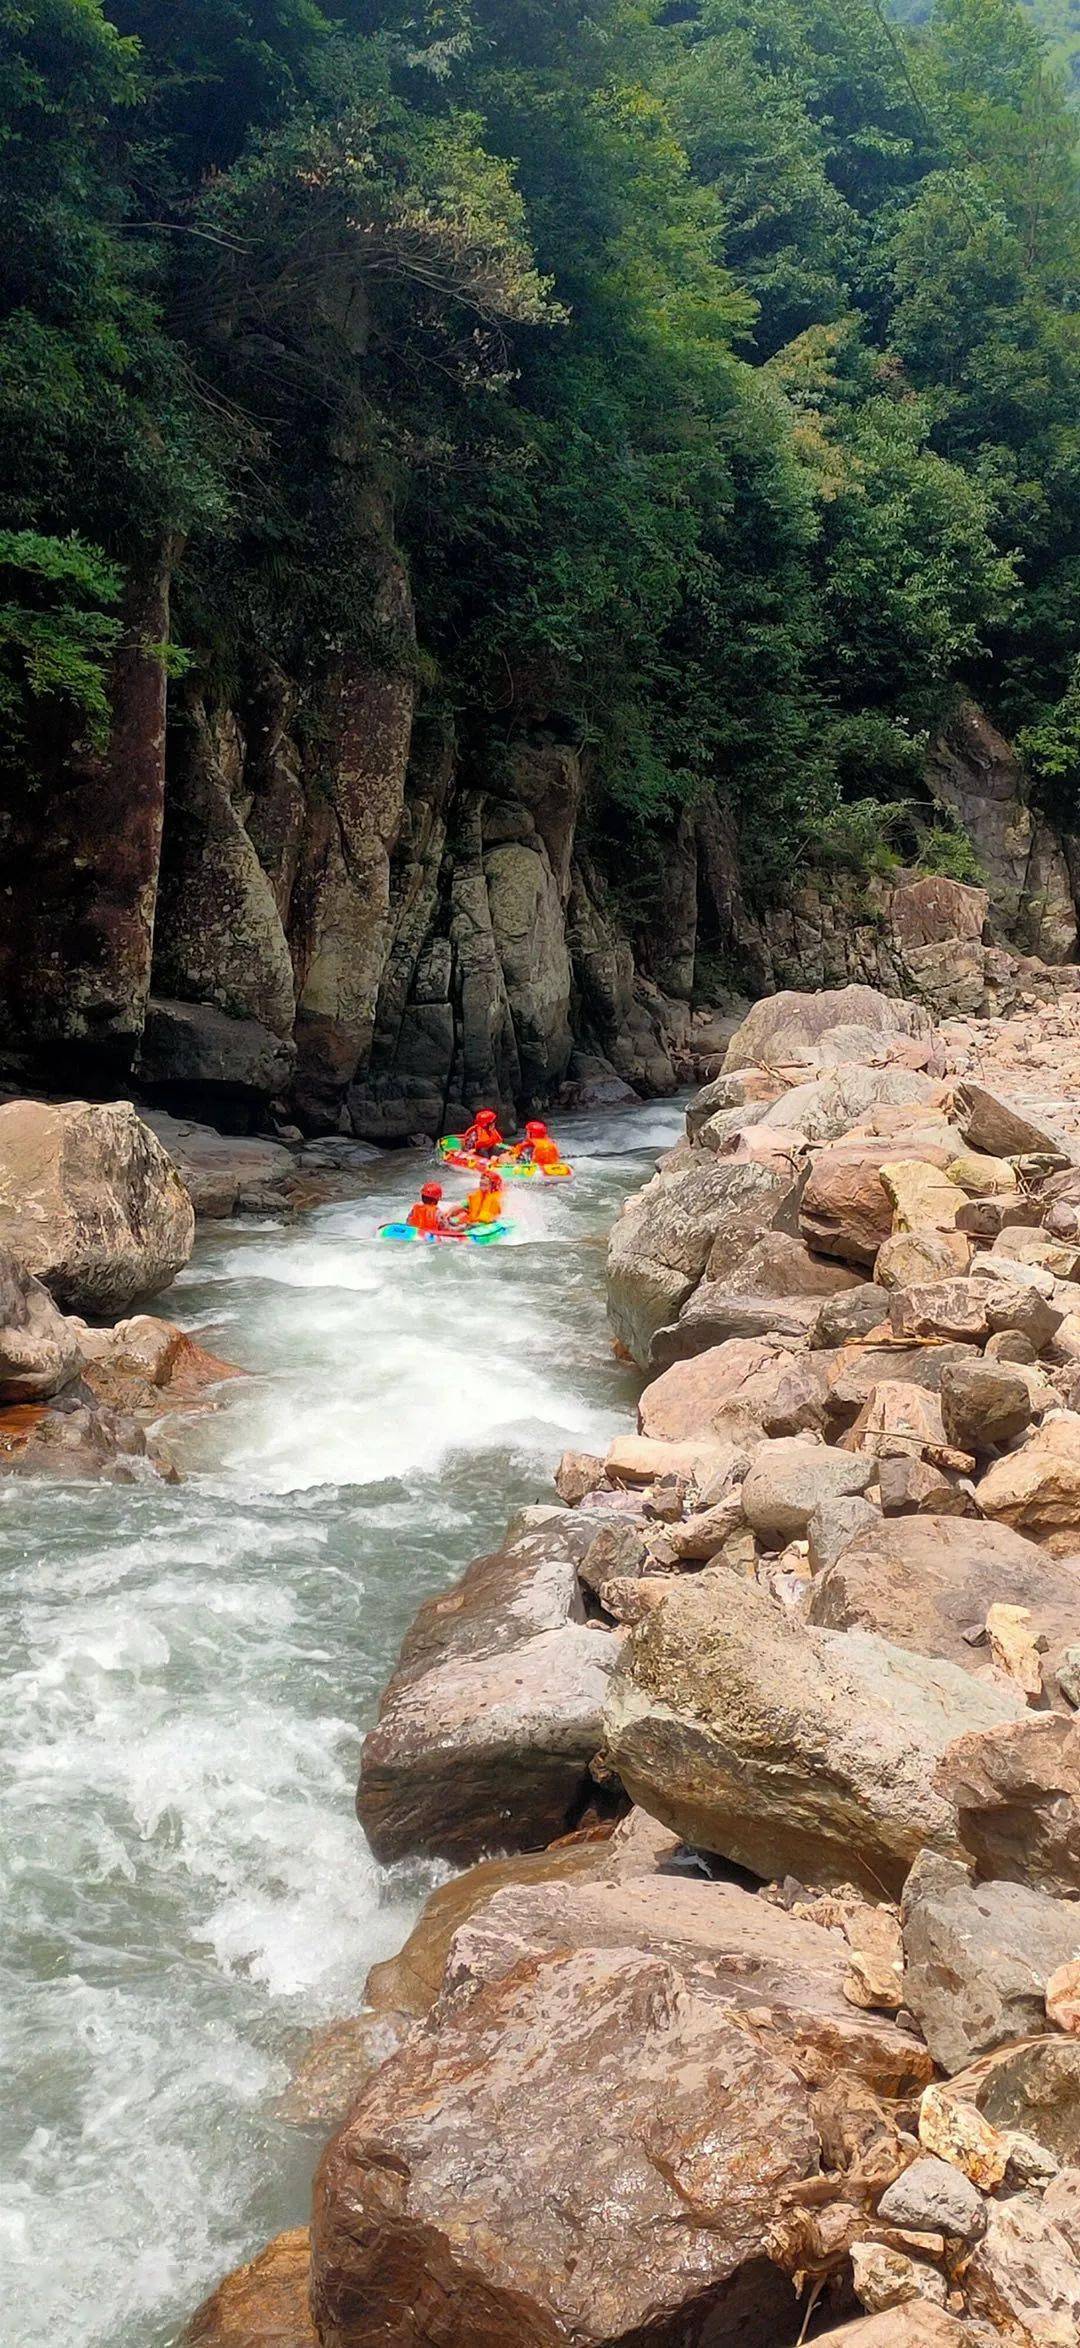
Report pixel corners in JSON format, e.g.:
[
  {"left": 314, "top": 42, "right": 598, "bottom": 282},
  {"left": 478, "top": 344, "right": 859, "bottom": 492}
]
[{"left": 0, "top": 1097, "right": 683, "bottom": 2348}]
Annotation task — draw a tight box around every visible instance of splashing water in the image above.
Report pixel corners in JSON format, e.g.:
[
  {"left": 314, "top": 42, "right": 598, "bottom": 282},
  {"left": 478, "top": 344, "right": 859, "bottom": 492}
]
[{"left": 0, "top": 1097, "right": 685, "bottom": 2348}]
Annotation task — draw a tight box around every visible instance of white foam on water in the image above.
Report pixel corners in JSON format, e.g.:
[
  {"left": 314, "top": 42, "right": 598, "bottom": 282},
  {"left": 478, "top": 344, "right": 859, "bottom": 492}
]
[{"left": 0, "top": 1096, "right": 687, "bottom": 2348}]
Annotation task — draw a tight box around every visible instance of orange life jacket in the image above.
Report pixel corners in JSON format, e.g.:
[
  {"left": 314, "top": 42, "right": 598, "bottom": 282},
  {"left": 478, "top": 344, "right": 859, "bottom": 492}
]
[
  {"left": 408, "top": 1201, "right": 443, "bottom": 1232},
  {"left": 465, "top": 1187, "right": 502, "bottom": 1224},
  {"left": 532, "top": 1136, "right": 561, "bottom": 1168}
]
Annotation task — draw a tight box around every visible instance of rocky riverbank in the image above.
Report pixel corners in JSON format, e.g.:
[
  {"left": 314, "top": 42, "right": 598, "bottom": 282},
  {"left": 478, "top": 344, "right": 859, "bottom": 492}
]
[{"left": 184, "top": 977, "right": 1080, "bottom": 2348}]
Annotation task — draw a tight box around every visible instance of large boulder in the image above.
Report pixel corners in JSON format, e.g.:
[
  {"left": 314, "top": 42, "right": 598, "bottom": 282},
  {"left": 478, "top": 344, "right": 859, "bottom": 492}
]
[
  {"left": 753, "top": 1064, "right": 943, "bottom": 1145},
  {"left": 604, "top": 1572, "right": 1024, "bottom": 1895},
  {"left": 957, "top": 1078, "right": 1072, "bottom": 1161},
  {"left": 141, "top": 1111, "right": 296, "bottom": 1218},
  {"left": 311, "top": 1838, "right": 931, "bottom": 2348},
  {"left": 888, "top": 873, "right": 988, "bottom": 949},
  {"left": 0, "top": 1099, "right": 194, "bottom": 1312},
  {"left": 938, "top": 1715, "right": 1080, "bottom": 1898},
  {"left": 741, "top": 1436, "right": 874, "bottom": 1544},
  {"left": 638, "top": 1338, "right": 828, "bottom": 1448},
  {"left": 806, "top": 1514, "right": 1080, "bottom": 1693},
  {"left": 962, "top": 2170, "right": 1080, "bottom": 2344},
  {"left": 801, "top": 1141, "right": 953, "bottom": 1267},
  {"left": 136, "top": 996, "right": 295, "bottom": 1103},
  {"left": 184, "top": 2230, "right": 316, "bottom": 2347},
  {"left": 0, "top": 1247, "right": 83, "bottom": 1400},
  {"left": 975, "top": 1414, "right": 1080, "bottom": 1552},
  {"left": 607, "top": 1156, "right": 793, "bottom": 1366},
  {"left": 723, "top": 985, "right": 930, "bottom": 1074},
  {"left": 356, "top": 1511, "right": 621, "bottom": 1865},
  {"left": 901, "top": 1849, "right": 1080, "bottom": 2074}
]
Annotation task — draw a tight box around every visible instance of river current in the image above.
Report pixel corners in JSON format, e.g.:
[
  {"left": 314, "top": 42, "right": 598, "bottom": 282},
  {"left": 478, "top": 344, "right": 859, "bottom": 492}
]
[{"left": 0, "top": 1097, "right": 683, "bottom": 2348}]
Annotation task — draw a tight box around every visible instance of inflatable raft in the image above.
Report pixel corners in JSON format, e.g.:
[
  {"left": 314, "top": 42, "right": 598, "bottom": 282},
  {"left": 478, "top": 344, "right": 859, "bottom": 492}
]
[
  {"left": 437, "top": 1138, "right": 572, "bottom": 1179},
  {"left": 378, "top": 1220, "right": 510, "bottom": 1246}
]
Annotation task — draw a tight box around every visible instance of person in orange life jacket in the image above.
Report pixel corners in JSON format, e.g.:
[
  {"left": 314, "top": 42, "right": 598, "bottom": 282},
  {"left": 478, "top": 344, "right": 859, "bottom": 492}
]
[
  {"left": 448, "top": 1168, "right": 504, "bottom": 1227},
  {"left": 459, "top": 1107, "right": 504, "bottom": 1158},
  {"left": 510, "top": 1118, "right": 562, "bottom": 1171},
  {"left": 406, "top": 1181, "right": 452, "bottom": 1234}
]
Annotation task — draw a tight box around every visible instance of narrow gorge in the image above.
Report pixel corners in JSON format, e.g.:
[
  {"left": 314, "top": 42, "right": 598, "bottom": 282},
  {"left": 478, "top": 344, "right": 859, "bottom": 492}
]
[{"left": 5, "top": 2, "right": 1080, "bottom": 2346}]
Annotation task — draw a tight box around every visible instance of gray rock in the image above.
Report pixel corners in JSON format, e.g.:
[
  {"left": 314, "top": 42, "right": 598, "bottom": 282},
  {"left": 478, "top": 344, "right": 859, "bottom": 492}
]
[
  {"left": 607, "top": 1157, "right": 794, "bottom": 1367},
  {"left": 812, "top": 1284, "right": 890, "bottom": 1346},
  {"left": 877, "top": 2155, "right": 986, "bottom": 2242},
  {"left": 137, "top": 995, "right": 296, "bottom": 1098},
  {"left": 806, "top": 1494, "right": 882, "bottom": 1573},
  {"left": 741, "top": 1437, "right": 875, "bottom": 1545},
  {"left": 0, "top": 1247, "right": 84, "bottom": 1401},
  {"left": 901, "top": 1849, "right": 1080, "bottom": 2074},
  {"left": 723, "top": 985, "right": 930, "bottom": 1073}
]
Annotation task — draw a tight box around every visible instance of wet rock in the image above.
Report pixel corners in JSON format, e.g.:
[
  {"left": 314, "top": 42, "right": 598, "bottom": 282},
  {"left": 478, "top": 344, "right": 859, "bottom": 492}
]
[
  {"left": 0, "top": 1247, "right": 83, "bottom": 1400},
  {"left": 723, "top": 984, "right": 930, "bottom": 1073},
  {"left": 939, "top": 1359, "right": 1033, "bottom": 1453},
  {"left": 806, "top": 1512, "right": 1080, "bottom": 1682},
  {"left": 876, "top": 2156, "right": 986, "bottom": 2242},
  {"left": 741, "top": 1436, "right": 875, "bottom": 1545},
  {"left": 184, "top": 2228, "right": 316, "bottom": 2347},
  {"left": 140, "top": 1111, "right": 296, "bottom": 1216},
  {"left": 901, "top": 1849, "right": 1080, "bottom": 2073},
  {"left": 603, "top": 1571, "right": 1023, "bottom": 1894},
  {"left": 0, "top": 1098, "right": 194, "bottom": 1311},
  {"left": 0, "top": 1388, "right": 171, "bottom": 1483},
  {"left": 938, "top": 1714, "right": 1080, "bottom": 1896},
  {"left": 356, "top": 1511, "right": 621, "bottom": 1864},
  {"left": 975, "top": 1413, "right": 1080, "bottom": 1550},
  {"left": 607, "top": 1155, "right": 792, "bottom": 1367}
]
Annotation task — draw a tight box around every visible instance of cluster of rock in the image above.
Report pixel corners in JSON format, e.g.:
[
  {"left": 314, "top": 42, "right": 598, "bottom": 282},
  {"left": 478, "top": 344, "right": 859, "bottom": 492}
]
[
  {"left": 0, "top": 1096, "right": 236, "bottom": 1478},
  {"left": 188, "top": 978, "right": 1080, "bottom": 2347}
]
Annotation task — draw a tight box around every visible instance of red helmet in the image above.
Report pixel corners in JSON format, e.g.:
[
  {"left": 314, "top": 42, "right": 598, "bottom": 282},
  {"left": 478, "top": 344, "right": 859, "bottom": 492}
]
[
  {"left": 475, "top": 1108, "right": 497, "bottom": 1127},
  {"left": 525, "top": 1119, "right": 547, "bottom": 1139},
  {"left": 421, "top": 1182, "right": 442, "bottom": 1203},
  {"left": 481, "top": 1168, "right": 503, "bottom": 1189}
]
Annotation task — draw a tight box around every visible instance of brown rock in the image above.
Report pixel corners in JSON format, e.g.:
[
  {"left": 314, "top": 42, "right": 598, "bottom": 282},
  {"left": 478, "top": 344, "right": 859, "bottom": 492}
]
[
  {"left": 0, "top": 1098, "right": 195, "bottom": 1313},
  {"left": 876, "top": 1229, "right": 972, "bottom": 1288},
  {"left": 311, "top": 1836, "right": 931, "bottom": 2348},
  {"left": 184, "top": 2230, "right": 316, "bottom": 2347},
  {"left": 849, "top": 2240, "right": 947, "bottom": 2313},
  {"left": 553, "top": 1449, "right": 606, "bottom": 1504},
  {"left": 888, "top": 1279, "right": 988, "bottom": 1344},
  {"left": 807, "top": 1493, "right": 883, "bottom": 1571},
  {"left": 809, "top": 2313, "right": 978, "bottom": 2347},
  {"left": 962, "top": 2171, "right": 1080, "bottom": 2346},
  {"left": 846, "top": 1379, "right": 947, "bottom": 1461},
  {"left": 638, "top": 1338, "right": 779, "bottom": 1444},
  {"left": 807, "top": 1513, "right": 1080, "bottom": 1682},
  {"left": 890, "top": 873, "right": 988, "bottom": 949},
  {"left": 802, "top": 1140, "right": 953, "bottom": 1268},
  {"left": 1047, "top": 1960, "right": 1080, "bottom": 2035},
  {"left": 939, "top": 1359, "right": 1033, "bottom": 1454},
  {"left": 958, "top": 1078, "right": 1071, "bottom": 1160},
  {"left": 877, "top": 1455, "right": 966, "bottom": 1515},
  {"left": 825, "top": 1342, "right": 980, "bottom": 1432},
  {"left": 939, "top": 1714, "right": 1080, "bottom": 1897},
  {"left": 604, "top": 1571, "right": 1023, "bottom": 1895},
  {"left": 943, "top": 2036, "right": 1080, "bottom": 2168},
  {"left": 976, "top": 1413, "right": 1080, "bottom": 1550}
]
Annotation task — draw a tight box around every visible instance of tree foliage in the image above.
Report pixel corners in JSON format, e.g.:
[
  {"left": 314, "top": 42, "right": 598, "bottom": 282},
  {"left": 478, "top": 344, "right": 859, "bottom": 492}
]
[{"left": 1, "top": 0, "right": 1079, "bottom": 885}]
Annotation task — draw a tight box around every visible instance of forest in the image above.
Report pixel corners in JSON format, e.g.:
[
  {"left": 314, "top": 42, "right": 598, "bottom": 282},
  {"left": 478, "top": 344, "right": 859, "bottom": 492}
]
[{"left": 2, "top": 0, "right": 1079, "bottom": 929}]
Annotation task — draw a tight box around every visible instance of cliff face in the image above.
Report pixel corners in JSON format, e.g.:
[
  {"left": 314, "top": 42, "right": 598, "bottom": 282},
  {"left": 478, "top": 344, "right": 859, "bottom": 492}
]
[{"left": 0, "top": 527, "right": 1076, "bottom": 1138}]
